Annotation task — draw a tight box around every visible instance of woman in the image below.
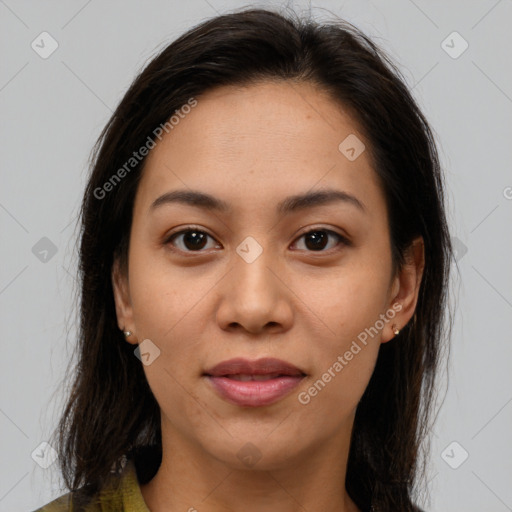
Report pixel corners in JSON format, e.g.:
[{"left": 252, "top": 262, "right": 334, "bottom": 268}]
[{"left": 34, "top": 7, "right": 453, "bottom": 512}]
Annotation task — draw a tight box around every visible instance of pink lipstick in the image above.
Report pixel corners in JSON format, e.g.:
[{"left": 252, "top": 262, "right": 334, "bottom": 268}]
[{"left": 203, "top": 357, "right": 306, "bottom": 407}]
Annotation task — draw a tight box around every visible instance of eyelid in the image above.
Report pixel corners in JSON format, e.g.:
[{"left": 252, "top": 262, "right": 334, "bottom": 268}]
[
  {"left": 163, "top": 225, "right": 219, "bottom": 250},
  {"left": 164, "top": 224, "right": 351, "bottom": 253},
  {"left": 294, "top": 225, "right": 351, "bottom": 246}
]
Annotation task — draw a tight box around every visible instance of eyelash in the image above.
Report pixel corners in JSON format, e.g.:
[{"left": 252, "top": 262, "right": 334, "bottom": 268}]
[{"left": 163, "top": 225, "right": 351, "bottom": 255}]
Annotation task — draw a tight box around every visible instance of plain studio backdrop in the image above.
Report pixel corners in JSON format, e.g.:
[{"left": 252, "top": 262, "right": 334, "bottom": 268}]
[{"left": 1, "top": 1, "right": 511, "bottom": 511}]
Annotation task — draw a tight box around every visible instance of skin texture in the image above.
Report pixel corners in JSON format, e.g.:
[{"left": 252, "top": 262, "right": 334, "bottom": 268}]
[{"left": 112, "top": 80, "right": 424, "bottom": 512}]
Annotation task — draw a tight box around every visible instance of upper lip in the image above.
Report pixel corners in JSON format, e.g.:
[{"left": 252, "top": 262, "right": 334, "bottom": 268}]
[{"left": 204, "top": 357, "right": 306, "bottom": 377}]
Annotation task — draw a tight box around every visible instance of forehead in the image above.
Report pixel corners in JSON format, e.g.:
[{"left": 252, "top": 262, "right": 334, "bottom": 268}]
[{"left": 135, "top": 80, "right": 384, "bottom": 219}]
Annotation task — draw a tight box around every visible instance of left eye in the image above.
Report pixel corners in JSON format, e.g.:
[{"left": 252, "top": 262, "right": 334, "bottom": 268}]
[
  {"left": 292, "top": 229, "right": 348, "bottom": 252},
  {"left": 165, "top": 227, "right": 348, "bottom": 253}
]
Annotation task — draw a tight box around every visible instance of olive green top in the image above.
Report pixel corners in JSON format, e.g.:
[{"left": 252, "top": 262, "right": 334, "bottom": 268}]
[{"left": 32, "top": 459, "right": 150, "bottom": 512}]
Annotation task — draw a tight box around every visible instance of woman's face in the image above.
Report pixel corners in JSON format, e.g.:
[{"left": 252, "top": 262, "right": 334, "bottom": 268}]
[{"left": 113, "top": 80, "right": 422, "bottom": 470}]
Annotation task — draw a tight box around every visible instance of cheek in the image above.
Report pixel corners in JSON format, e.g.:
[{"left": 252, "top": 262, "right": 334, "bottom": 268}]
[
  {"left": 128, "top": 265, "right": 213, "bottom": 432},
  {"left": 128, "top": 252, "right": 208, "bottom": 344},
  {"left": 293, "top": 256, "right": 392, "bottom": 347},
  {"left": 296, "top": 344, "right": 378, "bottom": 443},
  {"left": 291, "top": 253, "right": 390, "bottom": 410}
]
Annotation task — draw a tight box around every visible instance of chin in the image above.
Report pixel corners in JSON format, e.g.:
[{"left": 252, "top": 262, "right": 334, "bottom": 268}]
[{"left": 198, "top": 434, "right": 310, "bottom": 472}]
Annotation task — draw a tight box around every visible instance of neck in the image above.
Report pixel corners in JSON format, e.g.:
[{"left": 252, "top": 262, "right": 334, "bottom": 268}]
[{"left": 140, "top": 416, "right": 361, "bottom": 512}]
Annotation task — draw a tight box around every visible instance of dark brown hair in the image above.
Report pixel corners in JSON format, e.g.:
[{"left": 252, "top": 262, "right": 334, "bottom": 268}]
[{"left": 50, "top": 7, "right": 453, "bottom": 511}]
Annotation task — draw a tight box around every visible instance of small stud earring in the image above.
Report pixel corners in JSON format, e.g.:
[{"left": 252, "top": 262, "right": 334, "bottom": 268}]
[
  {"left": 392, "top": 324, "right": 400, "bottom": 336},
  {"left": 123, "top": 330, "right": 132, "bottom": 338}
]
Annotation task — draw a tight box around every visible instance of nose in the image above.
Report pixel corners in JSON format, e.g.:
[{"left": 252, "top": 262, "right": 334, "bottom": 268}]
[{"left": 215, "top": 242, "right": 293, "bottom": 335}]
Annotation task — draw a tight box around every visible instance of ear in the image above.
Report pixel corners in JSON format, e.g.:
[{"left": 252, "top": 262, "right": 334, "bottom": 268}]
[
  {"left": 111, "top": 258, "right": 137, "bottom": 345},
  {"left": 382, "top": 236, "right": 425, "bottom": 343}
]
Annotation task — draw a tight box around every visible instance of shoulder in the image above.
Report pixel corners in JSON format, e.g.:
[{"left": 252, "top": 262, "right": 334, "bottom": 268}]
[
  {"left": 31, "top": 489, "right": 103, "bottom": 512},
  {"left": 31, "top": 457, "right": 149, "bottom": 512},
  {"left": 31, "top": 472, "right": 121, "bottom": 512},
  {"left": 31, "top": 492, "right": 72, "bottom": 512}
]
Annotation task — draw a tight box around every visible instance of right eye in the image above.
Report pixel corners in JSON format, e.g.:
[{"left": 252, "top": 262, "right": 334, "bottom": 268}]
[{"left": 164, "top": 227, "right": 220, "bottom": 253}]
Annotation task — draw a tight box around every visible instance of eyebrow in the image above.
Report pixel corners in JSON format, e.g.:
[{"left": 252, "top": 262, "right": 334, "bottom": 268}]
[{"left": 150, "top": 188, "right": 366, "bottom": 215}]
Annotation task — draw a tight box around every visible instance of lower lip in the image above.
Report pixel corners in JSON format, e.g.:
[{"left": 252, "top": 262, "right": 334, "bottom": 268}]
[{"left": 205, "top": 375, "right": 305, "bottom": 407}]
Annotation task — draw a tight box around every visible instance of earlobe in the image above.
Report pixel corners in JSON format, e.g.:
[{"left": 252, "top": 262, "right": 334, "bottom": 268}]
[
  {"left": 384, "top": 236, "right": 425, "bottom": 342},
  {"left": 111, "top": 258, "right": 136, "bottom": 343}
]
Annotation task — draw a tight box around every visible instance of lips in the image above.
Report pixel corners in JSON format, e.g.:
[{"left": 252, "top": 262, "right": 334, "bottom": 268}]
[
  {"left": 204, "top": 357, "right": 305, "bottom": 378},
  {"left": 203, "top": 357, "right": 306, "bottom": 407}
]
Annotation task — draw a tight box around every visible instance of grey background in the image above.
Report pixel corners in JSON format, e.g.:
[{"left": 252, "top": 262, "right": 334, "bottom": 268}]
[{"left": 1, "top": 0, "right": 511, "bottom": 511}]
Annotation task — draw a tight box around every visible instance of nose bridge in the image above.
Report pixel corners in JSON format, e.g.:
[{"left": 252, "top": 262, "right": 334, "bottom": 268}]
[
  {"left": 214, "top": 233, "right": 291, "bottom": 333},
  {"left": 214, "top": 223, "right": 298, "bottom": 334},
  {"left": 232, "top": 234, "right": 276, "bottom": 297}
]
